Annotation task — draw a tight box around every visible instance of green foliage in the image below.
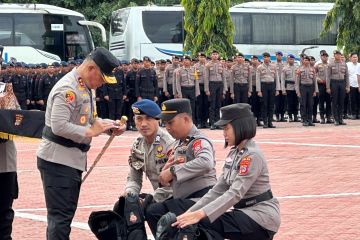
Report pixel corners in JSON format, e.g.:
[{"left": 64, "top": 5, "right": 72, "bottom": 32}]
[
  {"left": 322, "top": 0, "right": 360, "bottom": 55},
  {"left": 182, "top": 0, "right": 236, "bottom": 58}
]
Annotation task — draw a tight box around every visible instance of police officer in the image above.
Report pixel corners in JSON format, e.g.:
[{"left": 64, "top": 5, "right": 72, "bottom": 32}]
[
  {"left": 125, "top": 58, "right": 140, "bottom": 130},
  {"left": 327, "top": 50, "right": 350, "bottom": 125},
  {"left": 164, "top": 56, "right": 180, "bottom": 99},
  {"left": 106, "top": 64, "right": 126, "bottom": 120},
  {"left": 194, "top": 52, "right": 209, "bottom": 129},
  {"left": 315, "top": 51, "right": 332, "bottom": 124},
  {"left": 0, "top": 139, "right": 18, "bottom": 240},
  {"left": 249, "top": 55, "right": 262, "bottom": 126},
  {"left": 256, "top": 52, "right": 280, "bottom": 128},
  {"left": 274, "top": 51, "right": 286, "bottom": 122},
  {"left": 281, "top": 54, "right": 299, "bottom": 122},
  {"left": 157, "top": 59, "right": 167, "bottom": 107},
  {"left": 9, "top": 62, "right": 30, "bottom": 110},
  {"left": 172, "top": 103, "right": 280, "bottom": 240},
  {"left": 125, "top": 99, "right": 174, "bottom": 202},
  {"left": 296, "top": 56, "right": 318, "bottom": 126},
  {"left": 174, "top": 55, "right": 200, "bottom": 122},
  {"left": 95, "top": 84, "right": 109, "bottom": 119},
  {"left": 230, "top": 53, "right": 251, "bottom": 104},
  {"left": 37, "top": 47, "right": 126, "bottom": 240},
  {"left": 38, "top": 63, "right": 60, "bottom": 110},
  {"left": 205, "top": 50, "right": 227, "bottom": 130},
  {"left": 136, "top": 56, "right": 158, "bottom": 102},
  {"left": 146, "top": 99, "right": 217, "bottom": 236}
]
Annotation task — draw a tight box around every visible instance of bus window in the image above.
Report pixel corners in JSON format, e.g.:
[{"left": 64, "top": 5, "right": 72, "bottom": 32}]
[
  {"left": 252, "top": 14, "right": 294, "bottom": 45},
  {"left": 231, "top": 13, "right": 251, "bottom": 44},
  {"left": 0, "top": 16, "right": 13, "bottom": 46},
  {"left": 295, "top": 15, "right": 336, "bottom": 45},
  {"left": 142, "top": 11, "right": 183, "bottom": 43},
  {"left": 111, "top": 9, "right": 130, "bottom": 36}
]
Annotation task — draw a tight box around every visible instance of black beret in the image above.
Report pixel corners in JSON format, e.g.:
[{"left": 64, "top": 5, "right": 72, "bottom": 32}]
[
  {"left": 183, "top": 55, "right": 191, "bottom": 60},
  {"left": 198, "top": 52, "right": 206, "bottom": 57},
  {"left": 235, "top": 52, "right": 244, "bottom": 58},
  {"left": 89, "top": 47, "right": 119, "bottom": 84},
  {"left": 143, "top": 56, "right": 151, "bottom": 62},
  {"left": 157, "top": 99, "right": 192, "bottom": 121},
  {"left": 262, "top": 52, "right": 270, "bottom": 57},
  {"left": 215, "top": 103, "right": 253, "bottom": 126}
]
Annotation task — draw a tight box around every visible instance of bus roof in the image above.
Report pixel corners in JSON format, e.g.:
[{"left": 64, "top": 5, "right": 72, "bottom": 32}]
[
  {"left": 232, "top": 2, "right": 334, "bottom": 11},
  {"left": 0, "top": 3, "right": 84, "bottom": 17}
]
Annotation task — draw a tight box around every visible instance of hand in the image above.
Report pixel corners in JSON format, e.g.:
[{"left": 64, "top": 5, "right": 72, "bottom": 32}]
[
  {"left": 85, "top": 119, "right": 114, "bottom": 137},
  {"left": 154, "top": 96, "right": 158, "bottom": 102},
  {"left": 230, "top": 93, "right": 234, "bottom": 99},
  {"left": 205, "top": 91, "right": 210, "bottom": 96},
  {"left": 257, "top": 92, "right": 263, "bottom": 97},
  {"left": 282, "top": 91, "right": 287, "bottom": 96},
  {"left": 248, "top": 91, "right": 252, "bottom": 97},
  {"left": 95, "top": 97, "right": 100, "bottom": 101},
  {"left": 165, "top": 91, "right": 170, "bottom": 97},
  {"left": 275, "top": 91, "right": 279, "bottom": 96},
  {"left": 297, "top": 92, "right": 301, "bottom": 98},
  {"left": 137, "top": 96, "right": 142, "bottom": 101},
  {"left": 104, "top": 95, "right": 109, "bottom": 101},
  {"left": 123, "top": 95, "right": 127, "bottom": 100},
  {"left": 313, "top": 92, "right": 317, "bottom": 97},
  {"left": 346, "top": 88, "right": 350, "bottom": 93},
  {"left": 171, "top": 210, "right": 206, "bottom": 229},
  {"left": 38, "top": 100, "right": 44, "bottom": 105},
  {"left": 31, "top": 100, "right": 35, "bottom": 105},
  {"left": 26, "top": 99, "right": 30, "bottom": 105},
  {"left": 110, "top": 123, "right": 126, "bottom": 136},
  {"left": 159, "top": 169, "right": 173, "bottom": 187},
  {"left": 162, "top": 154, "right": 175, "bottom": 171}
]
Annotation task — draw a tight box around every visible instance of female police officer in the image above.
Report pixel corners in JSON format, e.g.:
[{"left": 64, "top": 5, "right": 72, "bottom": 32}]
[{"left": 172, "top": 103, "right": 280, "bottom": 240}]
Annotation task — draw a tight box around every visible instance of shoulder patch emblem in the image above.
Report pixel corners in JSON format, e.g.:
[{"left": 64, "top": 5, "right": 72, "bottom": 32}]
[
  {"left": 192, "top": 139, "right": 202, "bottom": 153},
  {"left": 65, "top": 90, "right": 75, "bottom": 104},
  {"left": 239, "top": 156, "right": 252, "bottom": 175}
]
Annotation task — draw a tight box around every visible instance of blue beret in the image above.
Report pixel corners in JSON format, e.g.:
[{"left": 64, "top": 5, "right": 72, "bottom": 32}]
[
  {"left": 132, "top": 99, "right": 161, "bottom": 118},
  {"left": 287, "top": 54, "right": 295, "bottom": 59},
  {"left": 276, "top": 51, "right": 283, "bottom": 56}
]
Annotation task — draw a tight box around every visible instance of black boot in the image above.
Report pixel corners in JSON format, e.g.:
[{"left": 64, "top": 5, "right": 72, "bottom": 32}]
[
  {"left": 257, "top": 118, "right": 263, "bottom": 126},
  {"left": 288, "top": 114, "right": 294, "bottom": 122},
  {"left": 263, "top": 119, "right": 269, "bottom": 128},
  {"left": 268, "top": 118, "right": 276, "bottom": 128},
  {"left": 276, "top": 114, "right": 280, "bottom": 122},
  {"left": 312, "top": 115, "right": 320, "bottom": 123},
  {"left": 294, "top": 115, "right": 300, "bottom": 122},
  {"left": 280, "top": 114, "right": 286, "bottom": 122},
  {"left": 320, "top": 115, "right": 325, "bottom": 124}
]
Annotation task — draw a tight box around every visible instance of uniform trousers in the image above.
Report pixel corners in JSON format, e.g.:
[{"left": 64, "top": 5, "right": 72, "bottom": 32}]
[
  {"left": 330, "top": 79, "right": 346, "bottom": 123},
  {"left": 350, "top": 87, "right": 360, "bottom": 118},
  {"left": 299, "top": 85, "right": 315, "bottom": 124},
  {"left": 96, "top": 100, "right": 108, "bottom": 119},
  {"left": 318, "top": 83, "right": 332, "bottom": 119},
  {"left": 208, "top": 82, "right": 223, "bottom": 125},
  {"left": 108, "top": 99, "right": 123, "bottom": 120},
  {"left": 312, "top": 95, "right": 319, "bottom": 118},
  {"left": 37, "top": 158, "right": 82, "bottom": 240},
  {"left": 196, "top": 84, "right": 209, "bottom": 126},
  {"left": 286, "top": 90, "right": 298, "bottom": 117},
  {"left": 0, "top": 172, "right": 18, "bottom": 240},
  {"left": 157, "top": 88, "right": 167, "bottom": 108},
  {"left": 181, "top": 86, "right": 196, "bottom": 122},
  {"left": 234, "top": 83, "right": 249, "bottom": 104},
  {"left": 260, "top": 82, "right": 275, "bottom": 124},
  {"left": 167, "top": 84, "right": 174, "bottom": 99},
  {"left": 250, "top": 86, "right": 261, "bottom": 120},
  {"left": 199, "top": 210, "right": 275, "bottom": 240},
  {"left": 274, "top": 91, "right": 286, "bottom": 116}
]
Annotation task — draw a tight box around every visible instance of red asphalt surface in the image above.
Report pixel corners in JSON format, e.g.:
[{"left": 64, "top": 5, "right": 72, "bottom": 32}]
[{"left": 12, "top": 119, "right": 360, "bottom": 240}]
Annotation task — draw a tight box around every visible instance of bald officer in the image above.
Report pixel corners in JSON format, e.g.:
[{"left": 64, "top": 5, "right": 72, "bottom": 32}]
[
  {"left": 145, "top": 99, "right": 217, "bottom": 235},
  {"left": 125, "top": 99, "right": 174, "bottom": 203},
  {"left": 37, "top": 47, "right": 126, "bottom": 240}
]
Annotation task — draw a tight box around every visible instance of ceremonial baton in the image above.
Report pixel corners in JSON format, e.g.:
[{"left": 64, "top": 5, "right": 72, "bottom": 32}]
[{"left": 82, "top": 116, "right": 128, "bottom": 183}]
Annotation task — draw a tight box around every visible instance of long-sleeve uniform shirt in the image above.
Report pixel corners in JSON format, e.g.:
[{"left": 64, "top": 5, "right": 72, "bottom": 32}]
[
  {"left": 125, "top": 127, "right": 174, "bottom": 202},
  {"left": 189, "top": 139, "right": 281, "bottom": 233},
  {"left": 37, "top": 68, "right": 97, "bottom": 171},
  {"left": 295, "top": 65, "right": 319, "bottom": 95},
  {"left": 326, "top": 60, "right": 350, "bottom": 90},
  {"left": 171, "top": 125, "right": 217, "bottom": 199}
]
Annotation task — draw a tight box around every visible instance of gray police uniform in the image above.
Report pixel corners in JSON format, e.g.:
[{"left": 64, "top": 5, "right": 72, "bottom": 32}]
[
  {"left": 189, "top": 139, "right": 280, "bottom": 239},
  {"left": 275, "top": 61, "right": 286, "bottom": 120},
  {"left": 231, "top": 63, "right": 251, "bottom": 103},
  {"left": 281, "top": 64, "right": 298, "bottom": 120},
  {"left": 194, "top": 62, "right": 209, "bottom": 127},
  {"left": 315, "top": 62, "right": 332, "bottom": 121},
  {"left": 164, "top": 63, "right": 179, "bottom": 98},
  {"left": 126, "top": 127, "right": 174, "bottom": 203},
  {"left": 0, "top": 140, "right": 18, "bottom": 239},
  {"left": 146, "top": 125, "right": 217, "bottom": 235},
  {"left": 37, "top": 68, "right": 96, "bottom": 239}
]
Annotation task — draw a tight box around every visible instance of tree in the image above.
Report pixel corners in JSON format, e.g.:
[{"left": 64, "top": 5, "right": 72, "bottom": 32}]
[
  {"left": 181, "top": 0, "right": 236, "bottom": 58},
  {"left": 322, "top": 0, "right": 360, "bottom": 55}
]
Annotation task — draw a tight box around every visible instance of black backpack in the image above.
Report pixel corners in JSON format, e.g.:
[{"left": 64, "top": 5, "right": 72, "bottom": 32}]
[{"left": 88, "top": 210, "right": 127, "bottom": 240}]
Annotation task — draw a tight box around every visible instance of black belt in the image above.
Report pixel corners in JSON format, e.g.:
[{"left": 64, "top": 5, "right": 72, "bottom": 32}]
[
  {"left": 234, "top": 189, "right": 273, "bottom": 209},
  {"left": 285, "top": 80, "right": 295, "bottom": 85},
  {"left": 42, "top": 126, "right": 90, "bottom": 152}
]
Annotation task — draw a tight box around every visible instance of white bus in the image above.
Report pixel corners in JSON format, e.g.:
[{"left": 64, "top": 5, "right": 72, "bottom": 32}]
[
  {"left": 109, "top": 2, "right": 338, "bottom": 61},
  {"left": 0, "top": 3, "right": 106, "bottom": 64}
]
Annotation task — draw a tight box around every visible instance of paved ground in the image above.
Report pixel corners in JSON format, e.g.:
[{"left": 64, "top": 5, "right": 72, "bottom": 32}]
[{"left": 11, "top": 119, "right": 360, "bottom": 239}]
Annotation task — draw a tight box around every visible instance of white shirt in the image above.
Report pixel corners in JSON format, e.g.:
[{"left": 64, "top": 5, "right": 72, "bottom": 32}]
[{"left": 348, "top": 62, "right": 359, "bottom": 87}]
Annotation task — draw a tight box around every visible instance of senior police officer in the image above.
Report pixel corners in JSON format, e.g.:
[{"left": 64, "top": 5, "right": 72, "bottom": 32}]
[
  {"left": 125, "top": 99, "right": 174, "bottom": 202},
  {"left": 172, "top": 103, "right": 280, "bottom": 240},
  {"left": 326, "top": 50, "right": 350, "bottom": 125},
  {"left": 37, "top": 47, "right": 126, "bottom": 240},
  {"left": 145, "top": 99, "right": 217, "bottom": 236}
]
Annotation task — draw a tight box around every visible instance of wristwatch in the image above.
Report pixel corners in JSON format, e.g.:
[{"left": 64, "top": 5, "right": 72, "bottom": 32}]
[{"left": 169, "top": 165, "right": 176, "bottom": 176}]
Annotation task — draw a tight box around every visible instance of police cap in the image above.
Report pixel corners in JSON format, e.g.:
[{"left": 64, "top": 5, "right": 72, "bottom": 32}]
[
  {"left": 320, "top": 51, "right": 329, "bottom": 57},
  {"left": 15, "top": 62, "right": 23, "bottom": 67},
  {"left": 51, "top": 62, "right": 61, "bottom": 67},
  {"left": 333, "top": 50, "right": 342, "bottom": 55},
  {"left": 275, "top": 51, "right": 283, "bottom": 56},
  {"left": 251, "top": 55, "right": 258, "bottom": 59},
  {"left": 183, "top": 55, "right": 191, "bottom": 61},
  {"left": 60, "top": 61, "right": 68, "bottom": 67},
  {"left": 235, "top": 52, "right": 244, "bottom": 58},
  {"left": 262, "top": 52, "right": 270, "bottom": 57},
  {"left": 131, "top": 58, "right": 139, "bottom": 64},
  {"left": 198, "top": 52, "right": 206, "bottom": 57},
  {"left": 172, "top": 55, "right": 180, "bottom": 60},
  {"left": 287, "top": 54, "right": 295, "bottom": 59},
  {"left": 89, "top": 47, "right": 119, "bottom": 84},
  {"left": 215, "top": 103, "right": 253, "bottom": 126},
  {"left": 143, "top": 56, "right": 151, "bottom": 62},
  {"left": 157, "top": 99, "right": 192, "bottom": 121},
  {"left": 160, "top": 59, "right": 166, "bottom": 64},
  {"left": 132, "top": 99, "right": 161, "bottom": 119}
]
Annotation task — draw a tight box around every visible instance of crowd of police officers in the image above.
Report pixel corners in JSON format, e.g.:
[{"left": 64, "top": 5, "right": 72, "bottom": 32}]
[{"left": 1, "top": 48, "right": 359, "bottom": 128}]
